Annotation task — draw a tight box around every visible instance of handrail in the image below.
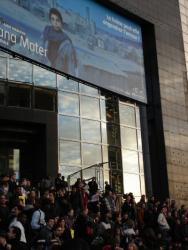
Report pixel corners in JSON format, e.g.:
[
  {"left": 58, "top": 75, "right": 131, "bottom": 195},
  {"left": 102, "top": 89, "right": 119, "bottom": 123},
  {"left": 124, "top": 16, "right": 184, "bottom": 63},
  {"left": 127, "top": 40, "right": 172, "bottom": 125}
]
[{"left": 67, "top": 162, "right": 109, "bottom": 180}]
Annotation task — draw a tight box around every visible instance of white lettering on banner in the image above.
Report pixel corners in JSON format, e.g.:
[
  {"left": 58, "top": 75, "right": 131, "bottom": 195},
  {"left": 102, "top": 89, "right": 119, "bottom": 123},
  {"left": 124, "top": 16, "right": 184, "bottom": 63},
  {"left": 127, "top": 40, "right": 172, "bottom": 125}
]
[
  {"left": 0, "top": 27, "right": 16, "bottom": 44},
  {"left": 20, "top": 35, "right": 47, "bottom": 56}
]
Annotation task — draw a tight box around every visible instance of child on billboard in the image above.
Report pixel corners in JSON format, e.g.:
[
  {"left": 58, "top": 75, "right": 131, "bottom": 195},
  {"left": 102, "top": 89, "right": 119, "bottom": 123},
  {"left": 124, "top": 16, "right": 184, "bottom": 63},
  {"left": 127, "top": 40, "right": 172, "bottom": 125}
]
[{"left": 42, "top": 8, "right": 78, "bottom": 76}]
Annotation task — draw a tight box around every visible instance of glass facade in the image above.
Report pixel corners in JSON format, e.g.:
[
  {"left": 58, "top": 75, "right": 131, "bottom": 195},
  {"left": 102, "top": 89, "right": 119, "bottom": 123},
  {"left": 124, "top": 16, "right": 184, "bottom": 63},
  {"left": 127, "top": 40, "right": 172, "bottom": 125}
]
[{"left": 0, "top": 50, "right": 146, "bottom": 197}]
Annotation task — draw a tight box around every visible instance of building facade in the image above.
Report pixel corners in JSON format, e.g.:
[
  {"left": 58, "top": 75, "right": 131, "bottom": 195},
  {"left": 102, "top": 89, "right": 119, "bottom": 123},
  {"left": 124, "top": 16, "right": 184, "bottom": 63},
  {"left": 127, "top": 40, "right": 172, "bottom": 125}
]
[{"left": 0, "top": 0, "right": 187, "bottom": 203}]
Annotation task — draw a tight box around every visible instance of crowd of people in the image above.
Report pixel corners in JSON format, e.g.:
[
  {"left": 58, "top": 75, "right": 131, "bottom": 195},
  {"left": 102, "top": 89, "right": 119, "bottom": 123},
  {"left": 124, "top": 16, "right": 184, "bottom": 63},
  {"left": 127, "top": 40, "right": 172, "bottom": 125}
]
[{"left": 0, "top": 173, "right": 188, "bottom": 250}]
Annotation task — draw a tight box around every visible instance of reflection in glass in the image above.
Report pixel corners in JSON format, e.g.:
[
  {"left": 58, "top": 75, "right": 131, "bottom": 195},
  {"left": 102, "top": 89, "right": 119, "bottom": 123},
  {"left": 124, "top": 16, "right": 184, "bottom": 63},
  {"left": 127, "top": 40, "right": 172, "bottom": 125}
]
[
  {"left": 33, "top": 65, "right": 56, "bottom": 88},
  {"left": 119, "top": 103, "right": 136, "bottom": 127},
  {"left": 107, "top": 124, "right": 120, "bottom": 146},
  {"left": 59, "top": 115, "right": 80, "bottom": 140},
  {"left": 136, "top": 107, "right": 141, "bottom": 128},
  {"left": 102, "top": 146, "right": 109, "bottom": 163},
  {"left": 108, "top": 146, "right": 122, "bottom": 170},
  {"left": 0, "top": 84, "right": 5, "bottom": 105},
  {"left": 58, "top": 92, "right": 79, "bottom": 116},
  {"left": 9, "top": 59, "right": 32, "bottom": 83},
  {"left": 121, "top": 127, "right": 137, "bottom": 150},
  {"left": 137, "top": 130, "right": 142, "bottom": 151},
  {"left": 82, "top": 143, "right": 102, "bottom": 166},
  {"left": 59, "top": 165, "right": 81, "bottom": 179},
  {"left": 81, "top": 119, "right": 101, "bottom": 143},
  {"left": 101, "top": 122, "right": 107, "bottom": 144},
  {"left": 122, "top": 149, "right": 139, "bottom": 173},
  {"left": 0, "top": 51, "right": 8, "bottom": 57},
  {"left": 139, "top": 153, "right": 144, "bottom": 173},
  {"left": 82, "top": 168, "right": 96, "bottom": 180},
  {"left": 80, "top": 83, "right": 98, "bottom": 96},
  {"left": 123, "top": 173, "right": 141, "bottom": 197},
  {"left": 0, "top": 57, "right": 6, "bottom": 79},
  {"left": 106, "top": 96, "right": 119, "bottom": 123},
  {"left": 81, "top": 96, "right": 100, "bottom": 120},
  {"left": 140, "top": 175, "right": 146, "bottom": 195},
  {"left": 59, "top": 140, "right": 81, "bottom": 165},
  {"left": 57, "top": 75, "right": 78, "bottom": 92},
  {"left": 100, "top": 99, "right": 106, "bottom": 121},
  {"left": 111, "top": 170, "right": 123, "bottom": 193}
]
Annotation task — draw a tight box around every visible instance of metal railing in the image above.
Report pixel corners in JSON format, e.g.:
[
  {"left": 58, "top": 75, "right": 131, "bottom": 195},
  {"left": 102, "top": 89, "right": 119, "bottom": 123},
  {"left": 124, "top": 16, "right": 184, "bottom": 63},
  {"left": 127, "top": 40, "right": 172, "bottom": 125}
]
[{"left": 67, "top": 162, "right": 109, "bottom": 190}]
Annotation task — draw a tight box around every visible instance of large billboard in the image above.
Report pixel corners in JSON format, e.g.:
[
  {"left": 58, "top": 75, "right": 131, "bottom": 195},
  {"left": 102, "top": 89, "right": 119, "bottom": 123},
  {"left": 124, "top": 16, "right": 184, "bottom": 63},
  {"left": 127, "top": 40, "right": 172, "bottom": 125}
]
[{"left": 0, "top": 0, "right": 147, "bottom": 102}]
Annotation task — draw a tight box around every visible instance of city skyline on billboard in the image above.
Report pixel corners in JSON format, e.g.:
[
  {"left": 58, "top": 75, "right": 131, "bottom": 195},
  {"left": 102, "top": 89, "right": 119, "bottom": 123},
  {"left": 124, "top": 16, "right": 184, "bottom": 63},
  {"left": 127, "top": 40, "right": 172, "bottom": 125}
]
[{"left": 0, "top": 0, "right": 147, "bottom": 103}]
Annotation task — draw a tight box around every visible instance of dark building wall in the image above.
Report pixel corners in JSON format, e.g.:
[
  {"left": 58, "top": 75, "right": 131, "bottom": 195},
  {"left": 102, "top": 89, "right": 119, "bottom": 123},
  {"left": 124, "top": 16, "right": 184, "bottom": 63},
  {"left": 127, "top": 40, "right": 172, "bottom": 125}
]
[
  {"left": 105, "top": 0, "right": 187, "bottom": 202},
  {"left": 0, "top": 107, "right": 58, "bottom": 180}
]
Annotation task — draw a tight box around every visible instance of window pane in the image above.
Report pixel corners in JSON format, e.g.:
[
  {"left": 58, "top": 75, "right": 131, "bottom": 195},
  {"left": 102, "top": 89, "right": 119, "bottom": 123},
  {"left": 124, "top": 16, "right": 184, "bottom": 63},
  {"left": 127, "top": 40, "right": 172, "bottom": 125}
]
[
  {"left": 34, "top": 88, "right": 56, "bottom": 111},
  {"left": 0, "top": 84, "right": 5, "bottom": 106},
  {"left": 123, "top": 173, "right": 141, "bottom": 197},
  {"left": 58, "top": 92, "right": 79, "bottom": 116},
  {"left": 122, "top": 149, "right": 139, "bottom": 173},
  {"left": 139, "top": 153, "right": 144, "bottom": 173},
  {"left": 140, "top": 175, "right": 146, "bottom": 195},
  {"left": 100, "top": 99, "right": 106, "bottom": 121},
  {"left": 107, "top": 124, "right": 120, "bottom": 146},
  {"left": 82, "top": 168, "right": 96, "bottom": 180},
  {"left": 59, "top": 140, "right": 81, "bottom": 165},
  {"left": 106, "top": 96, "right": 119, "bottom": 123},
  {"left": 111, "top": 170, "right": 123, "bottom": 193},
  {"left": 8, "top": 85, "right": 31, "bottom": 108},
  {"left": 81, "top": 96, "right": 100, "bottom": 120},
  {"left": 0, "top": 51, "right": 8, "bottom": 57},
  {"left": 9, "top": 59, "right": 32, "bottom": 83},
  {"left": 101, "top": 122, "right": 107, "bottom": 144},
  {"left": 137, "top": 130, "right": 142, "bottom": 151},
  {"left": 82, "top": 143, "right": 101, "bottom": 166},
  {"left": 59, "top": 115, "right": 80, "bottom": 140},
  {"left": 121, "top": 127, "right": 137, "bottom": 150},
  {"left": 0, "top": 57, "right": 6, "bottom": 79},
  {"left": 80, "top": 83, "right": 99, "bottom": 96},
  {"left": 136, "top": 107, "right": 141, "bottom": 128},
  {"left": 102, "top": 146, "right": 109, "bottom": 163},
  {"left": 59, "top": 165, "right": 81, "bottom": 179},
  {"left": 81, "top": 119, "right": 101, "bottom": 143},
  {"left": 119, "top": 103, "right": 136, "bottom": 127},
  {"left": 33, "top": 65, "right": 56, "bottom": 88},
  {"left": 57, "top": 75, "right": 78, "bottom": 92},
  {"left": 108, "top": 146, "right": 122, "bottom": 170}
]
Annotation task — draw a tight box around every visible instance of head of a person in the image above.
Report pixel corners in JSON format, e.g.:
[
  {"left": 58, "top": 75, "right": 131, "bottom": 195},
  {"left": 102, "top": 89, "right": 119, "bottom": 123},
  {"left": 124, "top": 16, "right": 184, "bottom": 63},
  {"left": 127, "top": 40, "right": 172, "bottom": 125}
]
[
  {"left": 161, "top": 206, "right": 168, "bottom": 214},
  {"left": 0, "top": 232, "right": 7, "bottom": 247},
  {"left": 11, "top": 205, "right": 23, "bottom": 217},
  {"left": 127, "top": 243, "right": 138, "bottom": 250},
  {"left": 21, "top": 178, "right": 27, "bottom": 187},
  {"left": 123, "top": 212, "right": 129, "bottom": 220},
  {"left": 68, "top": 208, "right": 74, "bottom": 218},
  {"left": 10, "top": 173, "right": 17, "bottom": 181},
  {"left": 92, "top": 177, "right": 96, "bottom": 182},
  {"left": 54, "top": 226, "right": 64, "bottom": 237},
  {"left": 0, "top": 194, "right": 7, "bottom": 206},
  {"left": 49, "top": 8, "right": 63, "bottom": 31},
  {"left": 57, "top": 218, "right": 66, "bottom": 229},
  {"left": 1, "top": 175, "right": 9, "bottom": 185},
  {"left": 48, "top": 191, "right": 55, "bottom": 203},
  {"left": 46, "top": 216, "right": 55, "bottom": 229}
]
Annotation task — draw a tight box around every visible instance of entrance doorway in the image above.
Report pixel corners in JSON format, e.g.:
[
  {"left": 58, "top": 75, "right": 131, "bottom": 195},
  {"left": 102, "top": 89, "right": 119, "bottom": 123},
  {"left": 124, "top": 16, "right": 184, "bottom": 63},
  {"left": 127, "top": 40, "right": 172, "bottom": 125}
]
[{"left": 0, "top": 120, "right": 46, "bottom": 182}]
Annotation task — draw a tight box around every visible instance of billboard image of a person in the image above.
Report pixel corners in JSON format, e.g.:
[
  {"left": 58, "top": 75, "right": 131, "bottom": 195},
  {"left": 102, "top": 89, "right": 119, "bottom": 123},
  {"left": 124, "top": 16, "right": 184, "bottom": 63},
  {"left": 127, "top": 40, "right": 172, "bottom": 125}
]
[{"left": 42, "top": 8, "right": 78, "bottom": 76}]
